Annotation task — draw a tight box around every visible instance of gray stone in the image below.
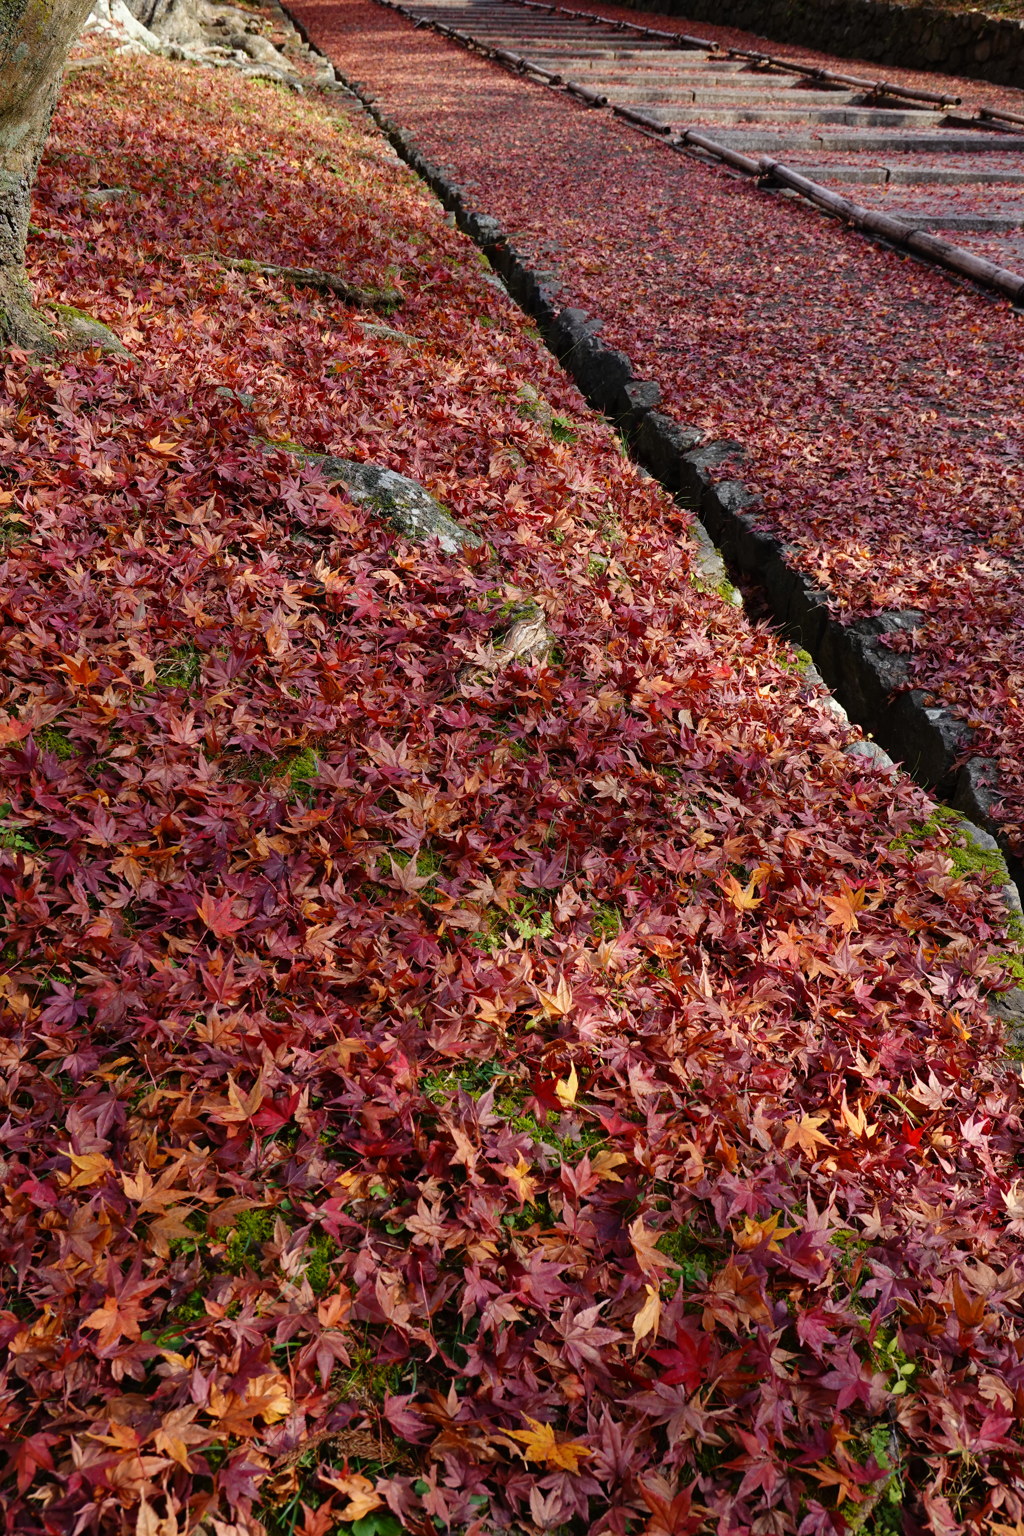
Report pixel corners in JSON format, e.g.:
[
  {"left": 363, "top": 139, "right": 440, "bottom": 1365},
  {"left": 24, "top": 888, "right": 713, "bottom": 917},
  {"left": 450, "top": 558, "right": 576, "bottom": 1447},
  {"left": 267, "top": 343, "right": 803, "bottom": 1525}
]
[
  {"left": 844, "top": 737, "right": 897, "bottom": 771},
  {"left": 296, "top": 451, "right": 480, "bottom": 554},
  {"left": 84, "top": 186, "right": 129, "bottom": 206}
]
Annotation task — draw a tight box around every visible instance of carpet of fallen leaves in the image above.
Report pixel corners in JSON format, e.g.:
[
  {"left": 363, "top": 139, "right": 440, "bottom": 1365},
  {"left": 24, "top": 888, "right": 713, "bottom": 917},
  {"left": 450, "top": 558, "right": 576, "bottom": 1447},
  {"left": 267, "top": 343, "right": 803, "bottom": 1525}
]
[
  {"left": 293, "top": 0, "right": 1024, "bottom": 859},
  {"left": 3, "top": 30, "right": 1024, "bottom": 1536}
]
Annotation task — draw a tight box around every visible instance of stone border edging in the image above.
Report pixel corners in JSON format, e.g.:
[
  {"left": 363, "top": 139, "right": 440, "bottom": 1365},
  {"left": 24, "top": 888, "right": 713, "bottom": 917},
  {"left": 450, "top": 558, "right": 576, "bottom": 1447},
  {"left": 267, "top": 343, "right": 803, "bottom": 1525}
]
[{"left": 276, "top": 0, "right": 1024, "bottom": 909}]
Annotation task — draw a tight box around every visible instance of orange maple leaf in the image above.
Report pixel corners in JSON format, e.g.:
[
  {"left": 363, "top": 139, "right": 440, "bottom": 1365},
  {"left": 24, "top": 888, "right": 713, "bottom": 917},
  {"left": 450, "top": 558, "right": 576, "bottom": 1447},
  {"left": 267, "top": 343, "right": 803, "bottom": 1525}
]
[{"left": 823, "top": 883, "right": 870, "bottom": 934}]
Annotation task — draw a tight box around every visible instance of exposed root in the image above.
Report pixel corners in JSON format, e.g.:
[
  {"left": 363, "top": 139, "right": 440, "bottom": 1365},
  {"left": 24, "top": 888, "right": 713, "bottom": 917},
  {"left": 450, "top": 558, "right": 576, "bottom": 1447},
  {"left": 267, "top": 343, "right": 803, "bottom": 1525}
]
[{"left": 213, "top": 256, "right": 402, "bottom": 310}]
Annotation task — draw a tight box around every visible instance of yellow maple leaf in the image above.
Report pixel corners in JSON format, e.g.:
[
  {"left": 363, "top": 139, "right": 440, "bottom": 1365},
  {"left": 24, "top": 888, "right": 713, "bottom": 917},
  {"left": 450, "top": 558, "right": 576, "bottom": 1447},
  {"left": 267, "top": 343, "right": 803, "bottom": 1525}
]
[
  {"left": 721, "top": 872, "right": 762, "bottom": 913},
  {"left": 243, "top": 1371, "right": 292, "bottom": 1425},
  {"left": 506, "top": 1416, "right": 592, "bottom": 1472},
  {"left": 840, "top": 1092, "right": 878, "bottom": 1141},
  {"left": 782, "top": 1113, "right": 833, "bottom": 1160},
  {"left": 537, "top": 975, "right": 574, "bottom": 1017},
  {"left": 555, "top": 1062, "right": 579, "bottom": 1108},
  {"left": 146, "top": 436, "right": 179, "bottom": 456},
  {"left": 60, "top": 1151, "right": 113, "bottom": 1189},
  {"left": 734, "top": 1211, "right": 797, "bottom": 1253},
  {"left": 632, "top": 1284, "right": 662, "bottom": 1352},
  {"left": 591, "top": 1148, "right": 629, "bottom": 1182},
  {"left": 502, "top": 1153, "right": 538, "bottom": 1204}
]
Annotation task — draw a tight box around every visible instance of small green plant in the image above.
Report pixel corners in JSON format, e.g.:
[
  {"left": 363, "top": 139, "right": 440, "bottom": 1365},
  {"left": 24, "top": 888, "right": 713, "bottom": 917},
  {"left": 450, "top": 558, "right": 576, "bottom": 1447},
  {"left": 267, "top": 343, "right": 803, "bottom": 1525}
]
[
  {"left": 422, "top": 1058, "right": 508, "bottom": 1103},
  {"left": 0, "top": 513, "right": 27, "bottom": 550},
  {"left": 869, "top": 1325, "right": 916, "bottom": 1397},
  {"left": 0, "top": 805, "right": 35, "bottom": 854},
  {"left": 549, "top": 415, "right": 577, "bottom": 444},
  {"left": 845, "top": 1423, "right": 905, "bottom": 1534}
]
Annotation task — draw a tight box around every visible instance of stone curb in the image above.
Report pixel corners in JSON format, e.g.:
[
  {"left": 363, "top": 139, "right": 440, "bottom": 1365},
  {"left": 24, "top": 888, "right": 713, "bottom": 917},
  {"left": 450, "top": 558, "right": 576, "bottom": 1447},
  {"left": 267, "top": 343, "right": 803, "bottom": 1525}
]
[{"left": 276, "top": 1, "right": 1024, "bottom": 909}]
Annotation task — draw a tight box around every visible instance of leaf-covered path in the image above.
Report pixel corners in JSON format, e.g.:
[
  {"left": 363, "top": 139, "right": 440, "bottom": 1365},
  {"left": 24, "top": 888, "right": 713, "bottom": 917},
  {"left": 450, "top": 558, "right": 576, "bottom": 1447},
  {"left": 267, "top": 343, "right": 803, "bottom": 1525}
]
[
  {"left": 292, "top": 0, "right": 1024, "bottom": 867},
  {"left": 1, "top": 19, "right": 1024, "bottom": 1535}
]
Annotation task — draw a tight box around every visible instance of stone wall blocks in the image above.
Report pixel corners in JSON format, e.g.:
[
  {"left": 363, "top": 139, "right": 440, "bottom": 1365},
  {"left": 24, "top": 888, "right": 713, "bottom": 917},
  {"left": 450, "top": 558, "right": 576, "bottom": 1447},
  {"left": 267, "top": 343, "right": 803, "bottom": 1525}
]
[
  {"left": 631, "top": 410, "right": 702, "bottom": 490},
  {"left": 886, "top": 692, "right": 971, "bottom": 791}
]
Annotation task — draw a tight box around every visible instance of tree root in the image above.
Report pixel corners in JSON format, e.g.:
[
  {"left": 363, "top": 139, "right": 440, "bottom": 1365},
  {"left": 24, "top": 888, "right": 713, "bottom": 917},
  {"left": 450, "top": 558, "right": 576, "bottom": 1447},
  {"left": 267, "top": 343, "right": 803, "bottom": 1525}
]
[
  {"left": 213, "top": 256, "right": 401, "bottom": 311},
  {"left": 48, "top": 304, "right": 135, "bottom": 357}
]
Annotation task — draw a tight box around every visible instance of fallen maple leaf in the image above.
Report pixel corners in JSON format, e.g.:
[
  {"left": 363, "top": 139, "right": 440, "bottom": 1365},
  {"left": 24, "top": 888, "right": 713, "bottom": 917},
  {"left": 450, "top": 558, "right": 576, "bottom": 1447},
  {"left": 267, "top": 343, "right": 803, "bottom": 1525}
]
[
  {"left": 591, "top": 1148, "right": 628, "bottom": 1181},
  {"left": 505, "top": 1416, "right": 592, "bottom": 1472},
  {"left": 823, "top": 883, "right": 870, "bottom": 934},
  {"left": 320, "top": 1471, "right": 384, "bottom": 1522},
  {"left": 537, "top": 975, "right": 574, "bottom": 1017},
  {"left": 195, "top": 890, "right": 245, "bottom": 937},
  {"left": 501, "top": 1152, "right": 538, "bottom": 1204},
  {"left": 721, "top": 872, "right": 762, "bottom": 913},
  {"left": 60, "top": 1151, "right": 113, "bottom": 1189},
  {"left": 733, "top": 1211, "right": 797, "bottom": 1253},
  {"left": 632, "top": 1283, "right": 662, "bottom": 1351},
  {"left": 782, "top": 1113, "right": 833, "bottom": 1160},
  {"left": 555, "top": 1062, "right": 579, "bottom": 1108}
]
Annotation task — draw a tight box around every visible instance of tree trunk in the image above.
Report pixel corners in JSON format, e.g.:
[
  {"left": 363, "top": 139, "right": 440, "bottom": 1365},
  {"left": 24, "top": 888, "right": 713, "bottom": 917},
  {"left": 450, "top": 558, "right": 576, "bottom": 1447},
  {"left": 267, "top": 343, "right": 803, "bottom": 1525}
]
[{"left": 0, "top": 0, "right": 95, "bottom": 350}]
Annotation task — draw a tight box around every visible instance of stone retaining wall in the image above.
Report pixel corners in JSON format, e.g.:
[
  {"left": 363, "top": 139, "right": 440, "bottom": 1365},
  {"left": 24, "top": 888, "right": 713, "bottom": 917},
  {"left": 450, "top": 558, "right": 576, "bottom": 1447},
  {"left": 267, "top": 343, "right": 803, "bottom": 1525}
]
[{"left": 617, "top": 0, "right": 1024, "bottom": 89}]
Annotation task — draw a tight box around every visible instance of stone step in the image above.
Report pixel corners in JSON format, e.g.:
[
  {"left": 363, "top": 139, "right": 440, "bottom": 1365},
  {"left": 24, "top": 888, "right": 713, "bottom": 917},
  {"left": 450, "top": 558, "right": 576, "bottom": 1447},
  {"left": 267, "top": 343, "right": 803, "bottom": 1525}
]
[
  {"left": 795, "top": 163, "right": 1024, "bottom": 184},
  {"left": 693, "top": 129, "right": 1024, "bottom": 152},
  {"left": 882, "top": 209, "right": 1024, "bottom": 230},
  {"left": 604, "top": 86, "right": 862, "bottom": 106},
  {"left": 658, "top": 105, "right": 942, "bottom": 126}
]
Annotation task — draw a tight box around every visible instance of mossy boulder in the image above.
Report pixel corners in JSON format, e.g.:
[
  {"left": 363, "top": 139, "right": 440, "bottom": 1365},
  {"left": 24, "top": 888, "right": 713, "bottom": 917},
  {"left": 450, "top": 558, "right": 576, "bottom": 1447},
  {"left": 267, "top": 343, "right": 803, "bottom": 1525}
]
[{"left": 285, "top": 447, "right": 480, "bottom": 554}]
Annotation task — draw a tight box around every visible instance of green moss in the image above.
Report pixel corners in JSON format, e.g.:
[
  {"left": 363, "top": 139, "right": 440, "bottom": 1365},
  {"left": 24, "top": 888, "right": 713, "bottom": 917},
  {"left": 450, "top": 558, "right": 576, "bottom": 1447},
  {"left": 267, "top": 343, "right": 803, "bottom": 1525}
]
[
  {"left": 388, "top": 845, "right": 442, "bottom": 901},
  {"left": 891, "top": 807, "right": 1024, "bottom": 985},
  {"left": 35, "top": 726, "right": 77, "bottom": 761},
  {"left": 169, "top": 1287, "right": 207, "bottom": 1326},
  {"left": 337, "top": 1343, "right": 406, "bottom": 1401},
  {"left": 493, "top": 1093, "right": 605, "bottom": 1164},
  {"left": 501, "top": 1197, "right": 553, "bottom": 1231},
  {"left": 302, "top": 1232, "right": 338, "bottom": 1296},
  {"left": 287, "top": 746, "right": 320, "bottom": 800},
  {"left": 223, "top": 1207, "right": 278, "bottom": 1273},
  {"left": 656, "top": 1224, "right": 718, "bottom": 1296},
  {"left": 422, "top": 1058, "right": 508, "bottom": 1103},
  {"left": 590, "top": 901, "right": 621, "bottom": 940},
  {"left": 777, "top": 644, "right": 815, "bottom": 675},
  {"left": 156, "top": 644, "right": 202, "bottom": 691}
]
